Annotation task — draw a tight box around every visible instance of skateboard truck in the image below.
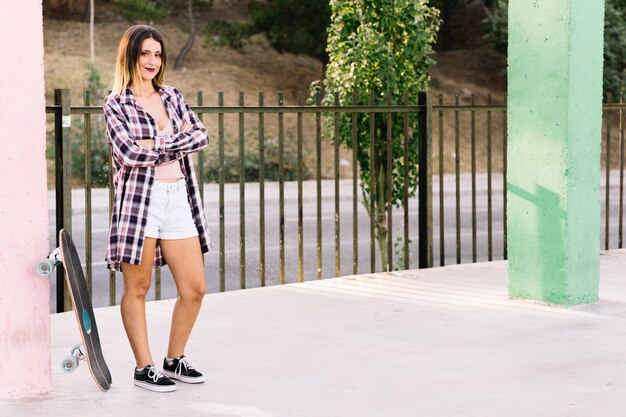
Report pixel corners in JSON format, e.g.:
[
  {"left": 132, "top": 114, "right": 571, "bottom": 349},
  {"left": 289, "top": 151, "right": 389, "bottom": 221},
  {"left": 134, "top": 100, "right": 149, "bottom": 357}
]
[
  {"left": 61, "top": 343, "right": 86, "bottom": 374},
  {"left": 36, "top": 248, "right": 61, "bottom": 276}
]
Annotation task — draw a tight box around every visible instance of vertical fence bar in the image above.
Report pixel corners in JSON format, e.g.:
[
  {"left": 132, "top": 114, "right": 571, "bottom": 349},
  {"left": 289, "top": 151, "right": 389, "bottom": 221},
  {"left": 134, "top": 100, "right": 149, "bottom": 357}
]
[
  {"left": 471, "top": 94, "right": 477, "bottom": 263},
  {"left": 438, "top": 94, "right": 445, "bottom": 266},
  {"left": 605, "top": 95, "right": 612, "bottom": 250},
  {"left": 154, "top": 268, "right": 161, "bottom": 300},
  {"left": 334, "top": 95, "right": 341, "bottom": 276},
  {"left": 297, "top": 91, "right": 304, "bottom": 282},
  {"left": 386, "top": 93, "right": 393, "bottom": 271},
  {"left": 259, "top": 93, "right": 266, "bottom": 286},
  {"left": 617, "top": 92, "right": 624, "bottom": 249},
  {"left": 369, "top": 92, "right": 377, "bottom": 272},
  {"left": 454, "top": 94, "right": 461, "bottom": 264},
  {"left": 487, "top": 94, "right": 493, "bottom": 261},
  {"left": 316, "top": 91, "right": 323, "bottom": 279},
  {"left": 197, "top": 91, "right": 205, "bottom": 203},
  {"left": 218, "top": 92, "right": 226, "bottom": 292},
  {"left": 418, "top": 92, "right": 432, "bottom": 268},
  {"left": 352, "top": 92, "right": 359, "bottom": 275},
  {"left": 426, "top": 93, "right": 434, "bottom": 267},
  {"left": 278, "top": 91, "right": 285, "bottom": 284},
  {"left": 54, "top": 88, "right": 72, "bottom": 312},
  {"left": 503, "top": 94, "right": 508, "bottom": 260},
  {"left": 239, "top": 92, "right": 246, "bottom": 289},
  {"left": 83, "top": 91, "right": 93, "bottom": 296},
  {"left": 402, "top": 93, "right": 409, "bottom": 270},
  {"left": 196, "top": 93, "right": 206, "bottom": 293}
]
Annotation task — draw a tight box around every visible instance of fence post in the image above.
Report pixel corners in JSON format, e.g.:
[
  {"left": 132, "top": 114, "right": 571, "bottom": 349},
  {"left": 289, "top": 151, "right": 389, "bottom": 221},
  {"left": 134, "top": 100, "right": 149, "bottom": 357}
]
[
  {"left": 418, "top": 92, "right": 433, "bottom": 268},
  {"left": 197, "top": 91, "right": 205, "bottom": 203},
  {"left": 84, "top": 90, "right": 92, "bottom": 296},
  {"left": 54, "top": 88, "right": 72, "bottom": 312}
]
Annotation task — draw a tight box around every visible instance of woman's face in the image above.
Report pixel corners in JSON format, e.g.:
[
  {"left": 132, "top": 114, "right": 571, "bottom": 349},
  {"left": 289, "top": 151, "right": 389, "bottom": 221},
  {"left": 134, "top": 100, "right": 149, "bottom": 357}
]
[{"left": 138, "top": 37, "right": 162, "bottom": 82}]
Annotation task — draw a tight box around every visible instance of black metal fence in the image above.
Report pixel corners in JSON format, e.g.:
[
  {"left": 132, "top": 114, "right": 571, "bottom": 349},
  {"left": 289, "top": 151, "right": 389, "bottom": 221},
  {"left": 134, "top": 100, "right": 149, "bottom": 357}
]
[{"left": 45, "top": 89, "right": 626, "bottom": 312}]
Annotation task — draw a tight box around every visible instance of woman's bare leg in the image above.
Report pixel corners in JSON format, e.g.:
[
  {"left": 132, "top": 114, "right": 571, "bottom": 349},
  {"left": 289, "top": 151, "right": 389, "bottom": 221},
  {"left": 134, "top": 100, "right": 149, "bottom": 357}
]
[
  {"left": 120, "top": 237, "right": 157, "bottom": 367},
  {"left": 159, "top": 236, "right": 206, "bottom": 358}
]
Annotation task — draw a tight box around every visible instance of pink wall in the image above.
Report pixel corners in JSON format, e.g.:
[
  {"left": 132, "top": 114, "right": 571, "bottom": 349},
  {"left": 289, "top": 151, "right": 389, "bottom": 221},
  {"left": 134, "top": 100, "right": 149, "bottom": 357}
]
[{"left": 0, "top": 0, "right": 51, "bottom": 397}]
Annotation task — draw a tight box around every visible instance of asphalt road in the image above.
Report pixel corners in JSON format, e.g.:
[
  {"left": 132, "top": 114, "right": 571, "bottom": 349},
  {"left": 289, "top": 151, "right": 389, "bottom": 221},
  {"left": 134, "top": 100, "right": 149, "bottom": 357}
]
[{"left": 47, "top": 172, "right": 626, "bottom": 311}]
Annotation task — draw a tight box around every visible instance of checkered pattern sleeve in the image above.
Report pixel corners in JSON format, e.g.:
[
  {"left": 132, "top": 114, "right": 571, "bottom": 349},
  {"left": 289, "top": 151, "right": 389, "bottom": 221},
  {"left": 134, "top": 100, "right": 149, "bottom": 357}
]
[
  {"left": 104, "top": 96, "right": 177, "bottom": 167},
  {"left": 153, "top": 88, "right": 209, "bottom": 154}
]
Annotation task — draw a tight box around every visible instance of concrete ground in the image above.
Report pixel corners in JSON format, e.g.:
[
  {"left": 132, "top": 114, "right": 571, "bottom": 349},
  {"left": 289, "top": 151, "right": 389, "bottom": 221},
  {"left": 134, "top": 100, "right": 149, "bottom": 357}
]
[{"left": 4, "top": 251, "right": 626, "bottom": 417}]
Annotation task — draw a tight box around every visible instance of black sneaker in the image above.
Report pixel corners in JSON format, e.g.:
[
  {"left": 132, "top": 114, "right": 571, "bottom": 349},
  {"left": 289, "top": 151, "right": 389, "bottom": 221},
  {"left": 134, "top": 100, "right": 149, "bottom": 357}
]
[
  {"left": 134, "top": 363, "right": 177, "bottom": 392},
  {"left": 162, "top": 356, "right": 205, "bottom": 384}
]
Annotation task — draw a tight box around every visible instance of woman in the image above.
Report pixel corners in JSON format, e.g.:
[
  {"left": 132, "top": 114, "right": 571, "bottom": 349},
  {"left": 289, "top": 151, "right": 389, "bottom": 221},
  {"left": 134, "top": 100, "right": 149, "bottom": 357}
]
[{"left": 104, "top": 25, "right": 210, "bottom": 393}]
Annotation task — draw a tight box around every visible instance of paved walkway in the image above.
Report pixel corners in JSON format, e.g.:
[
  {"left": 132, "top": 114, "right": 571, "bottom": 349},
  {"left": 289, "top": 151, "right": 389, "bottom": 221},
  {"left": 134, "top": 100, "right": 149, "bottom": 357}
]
[{"left": 4, "top": 251, "right": 626, "bottom": 417}]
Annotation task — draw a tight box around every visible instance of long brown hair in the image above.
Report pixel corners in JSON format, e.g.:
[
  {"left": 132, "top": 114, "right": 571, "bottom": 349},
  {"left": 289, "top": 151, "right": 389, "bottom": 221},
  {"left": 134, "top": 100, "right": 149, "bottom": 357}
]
[{"left": 111, "top": 25, "right": 167, "bottom": 95}]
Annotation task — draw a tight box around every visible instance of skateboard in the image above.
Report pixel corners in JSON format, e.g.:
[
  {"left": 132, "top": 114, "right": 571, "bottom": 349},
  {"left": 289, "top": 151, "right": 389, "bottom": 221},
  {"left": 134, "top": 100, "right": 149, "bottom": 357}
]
[{"left": 37, "top": 229, "right": 112, "bottom": 392}]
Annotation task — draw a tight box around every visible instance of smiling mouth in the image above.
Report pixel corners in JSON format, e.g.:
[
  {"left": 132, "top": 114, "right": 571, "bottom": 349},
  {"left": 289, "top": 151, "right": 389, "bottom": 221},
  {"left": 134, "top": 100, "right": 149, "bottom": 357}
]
[{"left": 145, "top": 68, "right": 156, "bottom": 72}]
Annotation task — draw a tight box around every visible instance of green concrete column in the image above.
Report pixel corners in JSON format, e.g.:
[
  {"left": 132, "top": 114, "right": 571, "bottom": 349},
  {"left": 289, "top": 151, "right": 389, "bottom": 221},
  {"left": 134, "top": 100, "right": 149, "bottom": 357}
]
[{"left": 507, "top": 0, "right": 605, "bottom": 305}]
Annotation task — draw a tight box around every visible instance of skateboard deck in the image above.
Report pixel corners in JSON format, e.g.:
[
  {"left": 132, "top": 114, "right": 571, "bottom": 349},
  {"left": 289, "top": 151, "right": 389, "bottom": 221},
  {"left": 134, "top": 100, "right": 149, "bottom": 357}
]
[{"left": 42, "top": 229, "right": 112, "bottom": 391}]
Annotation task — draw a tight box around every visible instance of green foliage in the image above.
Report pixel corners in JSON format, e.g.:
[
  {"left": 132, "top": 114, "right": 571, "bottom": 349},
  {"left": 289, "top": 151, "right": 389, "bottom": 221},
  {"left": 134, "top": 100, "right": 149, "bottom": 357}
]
[
  {"left": 205, "top": 135, "right": 310, "bottom": 183},
  {"left": 483, "top": 0, "right": 626, "bottom": 95},
  {"left": 112, "top": 0, "right": 213, "bottom": 23},
  {"left": 321, "top": 0, "right": 440, "bottom": 268},
  {"left": 70, "top": 123, "right": 111, "bottom": 187},
  {"left": 206, "top": 20, "right": 257, "bottom": 49},
  {"left": 189, "top": 0, "right": 214, "bottom": 11},
  {"left": 393, "top": 236, "right": 412, "bottom": 271},
  {"left": 323, "top": 0, "right": 440, "bottom": 201},
  {"left": 604, "top": 1, "right": 626, "bottom": 97},
  {"left": 47, "top": 65, "right": 110, "bottom": 187},
  {"left": 112, "top": 0, "right": 170, "bottom": 22},
  {"left": 73, "top": 65, "right": 110, "bottom": 187},
  {"left": 249, "top": 0, "right": 331, "bottom": 61},
  {"left": 483, "top": 0, "right": 507, "bottom": 54}
]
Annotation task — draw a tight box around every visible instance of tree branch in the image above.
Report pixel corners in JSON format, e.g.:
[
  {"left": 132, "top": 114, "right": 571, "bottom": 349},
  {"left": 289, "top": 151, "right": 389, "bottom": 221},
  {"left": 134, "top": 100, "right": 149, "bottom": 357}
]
[{"left": 174, "top": 0, "right": 196, "bottom": 70}]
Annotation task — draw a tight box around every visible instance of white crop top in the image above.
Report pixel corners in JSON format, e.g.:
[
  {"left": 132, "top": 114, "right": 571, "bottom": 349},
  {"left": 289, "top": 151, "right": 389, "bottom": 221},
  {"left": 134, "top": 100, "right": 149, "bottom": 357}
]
[{"left": 155, "top": 120, "right": 184, "bottom": 181}]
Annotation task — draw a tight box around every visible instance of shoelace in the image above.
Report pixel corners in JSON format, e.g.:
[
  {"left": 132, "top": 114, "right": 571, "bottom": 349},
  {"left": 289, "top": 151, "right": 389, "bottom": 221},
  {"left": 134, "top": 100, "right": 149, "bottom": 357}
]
[
  {"left": 146, "top": 364, "right": 166, "bottom": 383},
  {"left": 174, "top": 357, "right": 195, "bottom": 378}
]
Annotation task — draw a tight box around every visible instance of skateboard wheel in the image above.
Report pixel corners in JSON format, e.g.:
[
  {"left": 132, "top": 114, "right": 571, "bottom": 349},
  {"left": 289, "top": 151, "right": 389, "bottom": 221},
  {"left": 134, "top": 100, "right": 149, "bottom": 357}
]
[
  {"left": 36, "top": 259, "right": 56, "bottom": 276},
  {"left": 61, "top": 355, "right": 79, "bottom": 374}
]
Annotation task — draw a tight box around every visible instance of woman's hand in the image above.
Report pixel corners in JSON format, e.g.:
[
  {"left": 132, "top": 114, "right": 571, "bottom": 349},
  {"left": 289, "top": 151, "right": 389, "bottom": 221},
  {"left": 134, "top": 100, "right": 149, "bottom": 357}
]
[{"left": 136, "top": 139, "right": 155, "bottom": 150}]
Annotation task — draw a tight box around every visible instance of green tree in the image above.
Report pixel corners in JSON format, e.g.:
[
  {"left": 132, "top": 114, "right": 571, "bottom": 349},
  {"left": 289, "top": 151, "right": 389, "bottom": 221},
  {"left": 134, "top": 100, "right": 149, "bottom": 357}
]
[
  {"left": 249, "top": 0, "right": 332, "bottom": 71},
  {"left": 484, "top": 0, "right": 626, "bottom": 96},
  {"left": 483, "top": 0, "right": 507, "bottom": 54},
  {"left": 320, "top": 0, "right": 440, "bottom": 270}
]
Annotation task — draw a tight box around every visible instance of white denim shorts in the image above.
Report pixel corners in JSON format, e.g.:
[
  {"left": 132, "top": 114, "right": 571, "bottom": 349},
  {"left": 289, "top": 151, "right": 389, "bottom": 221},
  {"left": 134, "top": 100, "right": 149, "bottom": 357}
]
[{"left": 144, "top": 179, "right": 199, "bottom": 240}]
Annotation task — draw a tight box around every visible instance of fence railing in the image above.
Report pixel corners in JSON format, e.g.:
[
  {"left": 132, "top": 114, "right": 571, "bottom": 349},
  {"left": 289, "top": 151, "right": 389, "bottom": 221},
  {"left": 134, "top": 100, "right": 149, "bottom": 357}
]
[{"left": 45, "top": 89, "right": 626, "bottom": 312}]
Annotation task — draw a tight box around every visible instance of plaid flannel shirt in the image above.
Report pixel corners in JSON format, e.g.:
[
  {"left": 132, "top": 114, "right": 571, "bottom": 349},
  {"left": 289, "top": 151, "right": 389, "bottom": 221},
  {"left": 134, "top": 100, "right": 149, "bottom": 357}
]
[{"left": 103, "top": 85, "right": 211, "bottom": 272}]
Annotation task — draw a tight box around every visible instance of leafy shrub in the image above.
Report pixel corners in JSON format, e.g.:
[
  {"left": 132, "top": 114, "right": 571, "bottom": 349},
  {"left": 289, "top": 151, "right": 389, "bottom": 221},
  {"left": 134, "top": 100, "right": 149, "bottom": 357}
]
[
  {"left": 206, "top": 20, "right": 257, "bottom": 49},
  {"left": 47, "top": 65, "right": 110, "bottom": 187},
  {"left": 205, "top": 134, "right": 310, "bottom": 183},
  {"left": 112, "top": 0, "right": 170, "bottom": 22},
  {"left": 249, "top": 0, "right": 330, "bottom": 62},
  {"left": 483, "top": 0, "right": 507, "bottom": 54},
  {"left": 604, "top": 1, "right": 626, "bottom": 97},
  {"left": 70, "top": 120, "right": 111, "bottom": 187}
]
